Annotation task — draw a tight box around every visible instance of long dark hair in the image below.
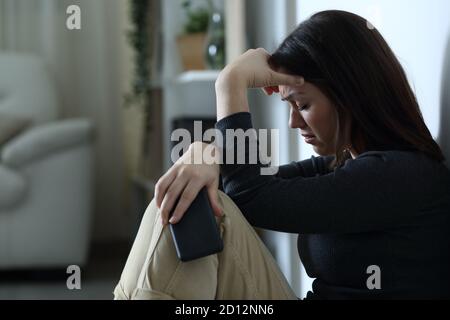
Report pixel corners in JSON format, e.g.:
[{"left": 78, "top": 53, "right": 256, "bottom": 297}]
[{"left": 268, "top": 10, "right": 445, "bottom": 168}]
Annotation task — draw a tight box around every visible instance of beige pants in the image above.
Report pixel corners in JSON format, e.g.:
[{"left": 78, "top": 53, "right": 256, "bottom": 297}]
[{"left": 113, "top": 191, "right": 298, "bottom": 300}]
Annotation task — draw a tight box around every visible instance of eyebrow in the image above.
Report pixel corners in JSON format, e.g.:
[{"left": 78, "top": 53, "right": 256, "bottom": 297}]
[{"left": 281, "top": 92, "right": 307, "bottom": 101}]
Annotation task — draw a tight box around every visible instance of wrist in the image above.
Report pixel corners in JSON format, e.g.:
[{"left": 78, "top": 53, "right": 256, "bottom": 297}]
[
  {"left": 215, "top": 68, "right": 246, "bottom": 92},
  {"left": 189, "top": 142, "right": 220, "bottom": 155},
  {"left": 215, "top": 68, "right": 250, "bottom": 121},
  {"left": 188, "top": 142, "right": 221, "bottom": 167}
]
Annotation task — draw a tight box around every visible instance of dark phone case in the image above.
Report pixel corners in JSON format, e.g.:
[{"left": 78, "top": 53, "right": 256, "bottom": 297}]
[{"left": 169, "top": 188, "right": 224, "bottom": 262}]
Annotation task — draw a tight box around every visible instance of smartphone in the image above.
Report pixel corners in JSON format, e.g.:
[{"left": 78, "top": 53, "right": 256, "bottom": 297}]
[{"left": 169, "top": 188, "right": 224, "bottom": 262}]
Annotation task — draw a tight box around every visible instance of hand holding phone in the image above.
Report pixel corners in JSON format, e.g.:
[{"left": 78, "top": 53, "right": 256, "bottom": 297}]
[{"left": 169, "top": 188, "right": 224, "bottom": 262}]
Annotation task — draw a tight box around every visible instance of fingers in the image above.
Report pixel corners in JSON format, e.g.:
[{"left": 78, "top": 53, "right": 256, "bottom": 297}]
[
  {"left": 257, "top": 47, "right": 304, "bottom": 87},
  {"left": 207, "top": 185, "right": 223, "bottom": 218},
  {"left": 261, "top": 86, "right": 280, "bottom": 96},
  {"left": 270, "top": 71, "right": 304, "bottom": 87},
  {"left": 155, "top": 168, "right": 177, "bottom": 208},
  {"left": 159, "top": 174, "right": 189, "bottom": 225},
  {"left": 169, "top": 180, "right": 203, "bottom": 224},
  {"left": 169, "top": 184, "right": 222, "bottom": 225}
]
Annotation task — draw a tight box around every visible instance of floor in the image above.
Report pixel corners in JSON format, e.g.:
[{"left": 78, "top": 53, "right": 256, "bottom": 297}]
[{"left": 0, "top": 242, "right": 131, "bottom": 300}]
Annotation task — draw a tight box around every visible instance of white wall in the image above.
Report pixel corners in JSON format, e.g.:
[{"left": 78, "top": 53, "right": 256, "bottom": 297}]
[{"left": 295, "top": 0, "right": 450, "bottom": 298}]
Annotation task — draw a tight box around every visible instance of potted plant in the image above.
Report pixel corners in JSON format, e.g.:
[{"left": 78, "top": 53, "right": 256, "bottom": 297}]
[
  {"left": 124, "top": 0, "right": 164, "bottom": 180},
  {"left": 177, "top": 0, "right": 212, "bottom": 71}
]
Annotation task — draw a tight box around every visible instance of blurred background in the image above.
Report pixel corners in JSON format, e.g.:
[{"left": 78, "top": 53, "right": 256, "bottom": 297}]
[{"left": 0, "top": 0, "right": 449, "bottom": 300}]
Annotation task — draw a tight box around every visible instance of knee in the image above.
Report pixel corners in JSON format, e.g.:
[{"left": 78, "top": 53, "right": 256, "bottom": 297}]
[
  {"left": 217, "top": 191, "right": 246, "bottom": 221},
  {"left": 113, "top": 198, "right": 164, "bottom": 299},
  {"left": 145, "top": 198, "right": 160, "bottom": 220}
]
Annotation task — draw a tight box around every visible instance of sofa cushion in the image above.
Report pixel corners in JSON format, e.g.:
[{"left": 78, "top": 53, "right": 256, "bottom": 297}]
[
  {"left": 0, "top": 112, "right": 31, "bottom": 147},
  {"left": 0, "top": 165, "right": 27, "bottom": 209}
]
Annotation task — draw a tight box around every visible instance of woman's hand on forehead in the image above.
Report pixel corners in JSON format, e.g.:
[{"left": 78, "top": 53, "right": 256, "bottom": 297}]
[{"left": 218, "top": 48, "right": 304, "bottom": 91}]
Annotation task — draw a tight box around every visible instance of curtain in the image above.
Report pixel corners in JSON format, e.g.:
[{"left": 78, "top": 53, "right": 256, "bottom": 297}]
[{"left": 0, "top": 0, "right": 130, "bottom": 242}]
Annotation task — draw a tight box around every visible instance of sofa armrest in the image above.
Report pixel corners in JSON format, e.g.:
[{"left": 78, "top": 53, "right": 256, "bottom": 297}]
[
  {"left": 1, "top": 119, "right": 94, "bottom": 168},
  {"left": 0, "top": 165, "right": 27, "bottom": 209}
]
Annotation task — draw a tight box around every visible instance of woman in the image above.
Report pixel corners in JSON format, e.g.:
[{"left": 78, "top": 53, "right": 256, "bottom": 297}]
[{"left": 114, "top": 10, "right": 450, "bottom": 299}]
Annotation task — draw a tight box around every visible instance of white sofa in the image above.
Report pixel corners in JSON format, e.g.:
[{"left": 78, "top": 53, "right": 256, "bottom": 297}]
[{"left": 0, "top": 53, "right": 94, "bottom": 269}]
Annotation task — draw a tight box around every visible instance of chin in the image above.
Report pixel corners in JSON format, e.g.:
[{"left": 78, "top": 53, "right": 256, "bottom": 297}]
[
  {"left": 313, "top": 145, "right": 334, "bottom": 157},
  {"left": 312, "top": 146, "right": 324, "bottom": 156}
]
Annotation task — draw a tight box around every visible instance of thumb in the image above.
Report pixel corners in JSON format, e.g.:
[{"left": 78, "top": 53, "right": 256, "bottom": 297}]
[
  {"left": 270, "top": 71, "right": 304, "bottom": 87},
  {"left": 207, "top": 186, "right": 223, "bottom": 217}
]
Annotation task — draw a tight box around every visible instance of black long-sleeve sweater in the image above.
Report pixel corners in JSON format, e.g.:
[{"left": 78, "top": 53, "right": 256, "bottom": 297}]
[{"left": 215, "top": 112, "right": 450, "bottom": 300}]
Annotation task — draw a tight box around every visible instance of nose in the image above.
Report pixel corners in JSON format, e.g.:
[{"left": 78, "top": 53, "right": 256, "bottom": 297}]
[{"left": 289, "top": 108, "right": 308, "bottom": 130}]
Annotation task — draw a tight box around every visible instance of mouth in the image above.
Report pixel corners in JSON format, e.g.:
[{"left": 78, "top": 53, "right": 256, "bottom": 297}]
[{"left": 301, "top": 134, "right": 316, "bottom": 144}]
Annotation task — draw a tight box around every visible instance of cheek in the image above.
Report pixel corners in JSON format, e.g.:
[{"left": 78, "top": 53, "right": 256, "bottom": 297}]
[
  {"left": 318, "top": 117, "right": 336, "bottom": 140},
  {"left": 309, "top": 107, "right": 338, "bottom": 142}
]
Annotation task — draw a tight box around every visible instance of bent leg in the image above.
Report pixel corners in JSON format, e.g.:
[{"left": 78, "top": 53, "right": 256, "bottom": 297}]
[
  {"left": 113, "top": 199, "right": 218, "bottom": 300},
  {"left": 113, "top": 191, "right": 297, "bottom": 300},
  {"left": 216, "top": 192, "right": 298, "bottom": 300}
]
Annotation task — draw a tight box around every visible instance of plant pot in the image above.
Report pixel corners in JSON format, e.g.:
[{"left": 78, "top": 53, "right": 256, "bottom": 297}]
[{"left": 177, "top": 32, "right": 207, "bottom": 71}]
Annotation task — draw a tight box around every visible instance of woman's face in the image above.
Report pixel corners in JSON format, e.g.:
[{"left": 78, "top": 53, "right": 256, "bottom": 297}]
[{"left": 278, "top": 82, "right": 339, "bottom": 156}]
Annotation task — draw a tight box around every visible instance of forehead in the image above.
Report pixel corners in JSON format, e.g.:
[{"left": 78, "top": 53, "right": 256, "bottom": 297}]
[{"left": 279, "top": 83, "right": 310, "bottom": 99}]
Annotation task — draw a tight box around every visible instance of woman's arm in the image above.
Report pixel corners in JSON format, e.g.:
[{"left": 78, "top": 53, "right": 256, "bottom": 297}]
[
  {"left": 214, "top": 50, "right": 426, "bottom": 235},
  {"left": 215, "top": 48, "right": 304, "bottom": 121},
  {"left": 215, "top": 112, "right": 426, "bottom": 234},
  {"left": 276, "top": 156, "right": 335, "bottom": 179}
]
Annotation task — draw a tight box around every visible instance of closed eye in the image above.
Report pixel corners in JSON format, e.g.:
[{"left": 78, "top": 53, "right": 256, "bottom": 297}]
[
  {"left": 297, "top": 103, "right": 310, "bottom": 112},
  {"left": 287, "top": 100, "right": 310, "bottom": 112}
]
